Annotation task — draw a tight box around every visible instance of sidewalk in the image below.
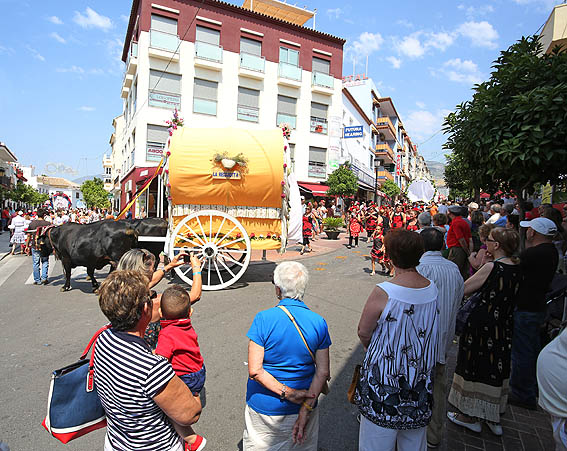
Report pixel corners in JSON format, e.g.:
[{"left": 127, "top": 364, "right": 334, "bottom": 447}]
[{"left": 0, "top": 229, "right": 12, "bottom": 261}]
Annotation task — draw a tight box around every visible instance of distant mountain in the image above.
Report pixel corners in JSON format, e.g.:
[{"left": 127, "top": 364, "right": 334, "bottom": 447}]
[
  {"left": 426, "top": 161, "right": 445, "bottom": 181},
  {"left": 72, "top": 174, "right": 105, "bottom": 185}
]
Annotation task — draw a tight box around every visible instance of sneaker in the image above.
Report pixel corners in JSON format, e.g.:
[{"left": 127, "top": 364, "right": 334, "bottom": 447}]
[
  {"left": 485, "top": 421, "right": 503, "bottom": 436},
  {"left": 186, "top": 435, "right": 206, "bottom": 451},
  {"left": 447, "top": 412, "right": 482, "bottom": 433},
  {"left": 33, "top": 281, "right": 41, "bottom": 285},
  {"left": 370, "top": 271, "right": 375, "bottom": 276},
  {"left": 41, "top": 279, "right": 49, "bottom": 285}
]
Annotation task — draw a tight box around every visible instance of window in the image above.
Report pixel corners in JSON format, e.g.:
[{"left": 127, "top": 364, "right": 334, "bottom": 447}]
[
  {"left": 240, "top": 37, "right": 264, "bottom": 71},
  {"left": 240, "top": 37, "right": 261, "bottom": 56},
  {"left": 196, "top": 25, "right": 220, "bottom": 45},
  {"left": 132, "top": 78, "right": 137, "bottom": 113},
  {"left": 280, "top": 47, "right": 299, "bottom": 66},
  {"left": 151, "top": 14, "right": 178, "bottom": 34},
  {"left": 310, "top": 102, "right": 328, "bottom": 134},
  {"left": 193, "top": 78, "right": 217, "bottom": 116},
  {"left": 105, "top": 167, "right": 112, "bottom": 175},
  {"left": 312, "top": 56, "right": 330, "bottom": 74},
  {"left": 76, "top": 192, "right": 80, "bottom": 199},
  {"left": 146, "top": 124, "right": 169, "bottom": 162},
  {"left": 277, "top": 95, "right": 297, "bottom": 129},
  {"left": 237, "top": 87, "right": 259, "bottom": 122},
  {"left": 150, "top": 15, "right": 178, "bottom": 51},
  {"left": 195, "top": 26, "right": 222, "bottom": 62},
  {"left": 308, "top": 146, "right": 326, "bottom": 178},
  {"left": 148, "top": 70, "right": 181, "bottom": 109},
  {"left": 289, "top": 143, "right": 295, "bottom": 172}
]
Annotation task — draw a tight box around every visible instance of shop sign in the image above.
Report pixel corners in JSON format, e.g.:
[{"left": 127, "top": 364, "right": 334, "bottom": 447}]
[
  {"left": 342, "top": 73, "right": 369, "bottom": 87},
  {"left": 396, "top": 154, "right": 401, "bottom": 176},
  {"left": 351, "top": 163, "right": 376, "bottom": 187},
  {"left": 212, "top": 171, "right": 241, "bottom": 180},
  {"left": 343, "top": 126, "right": 363, "bottom": 139},
  {"left": 146, "top": 142, "right": 165, "bottom": 162}
]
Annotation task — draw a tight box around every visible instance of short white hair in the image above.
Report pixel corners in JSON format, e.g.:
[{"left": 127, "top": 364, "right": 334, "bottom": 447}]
[{"left": 273, "top": 261, "right": 309, "bottom": 300}]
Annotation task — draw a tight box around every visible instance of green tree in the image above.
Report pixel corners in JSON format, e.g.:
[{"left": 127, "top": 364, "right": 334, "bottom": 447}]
[
  {"left": 326, "top": 163, "right": 359, "bottom": 197},
  {"left": 381, "top": 179, "right": 401, "bottom": 199},
  {"left": 443, "top": 36, "right": 567, "bottom": 207},
  {"left": 81, "top": 178, "right": 110, "bottom": 209},
  {"left": 8, "top": 182, "right": 49, "bottom": 205}
]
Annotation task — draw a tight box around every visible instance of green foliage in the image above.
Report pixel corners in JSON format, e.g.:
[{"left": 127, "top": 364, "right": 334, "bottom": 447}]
[
  {"left": 81, "top": 178, "right": 110, "bottom": 209},
  {"left": 326, "top": 163, "right": 358, "bottom": 197},
  {"left": 322, "top": 216, "right": 344, "bottom": 231},
  {"left": 381, "top": 179, "right": 401, "bottom": 198},
  {"left": 8, "top": 182, "right": 49, "bottom": 205},
  {"left": 443, "top": 36, "right": 567, "bottom": 197}
]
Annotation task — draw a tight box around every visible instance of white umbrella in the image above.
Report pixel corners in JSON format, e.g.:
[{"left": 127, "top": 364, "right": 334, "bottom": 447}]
[{"left": 407, "top": 180, "right": 435, "bottom": 203}]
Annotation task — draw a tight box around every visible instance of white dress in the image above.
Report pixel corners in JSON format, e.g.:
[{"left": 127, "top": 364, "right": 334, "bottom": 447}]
[{"left": 10, "top": 215, "right": 27, "bottom": 244}]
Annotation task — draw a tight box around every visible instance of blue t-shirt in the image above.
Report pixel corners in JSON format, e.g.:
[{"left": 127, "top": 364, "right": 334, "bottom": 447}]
[{"left": 246, "top": 298, "right": 332, "bottom": 416}]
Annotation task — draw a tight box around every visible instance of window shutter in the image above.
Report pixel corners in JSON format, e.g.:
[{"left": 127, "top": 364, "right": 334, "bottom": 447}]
[
  {"left": 194, "top": 78, "right": 217, "bottom": 100},
  {"left": 309, "top": 146, "right": 327, "bottom": 163},
  {"left": 280, "top": 47, "right": 299, "bottom": 65},
  {"left": 151, "top": 15, "right": 178, "bottom": 34},
  {"left": 149, "top": 70, "right": 181, "bottom": 94},
  {"left": 196, "top": 26, "right": 220, "bottom": 45},
  {"left": 277, "top": 95, "right": 296, "bottom": 115},
  {"left": 147, "top": 124, "right": 169, "bottom": 143},
  {"left": 240, "top": 37, "right": 262, "bottom": 56},
  {"left": 310, "top": 102, "right": 328, "bottom": 118},
  {"left": 238, "top": 87, "right": 259, "bottom": 107},
  {"left": 312, "top": 57, "right": 330, "bottom": 74}
]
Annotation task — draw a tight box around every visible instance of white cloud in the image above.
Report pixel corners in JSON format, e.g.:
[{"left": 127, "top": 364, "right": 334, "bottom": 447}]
[
  {"left": 50, "top": 32, "right": 66, "bottom": 44},
  {"left": 440, "top": 58, "right": 483, "bottom": 84},
  {"left": 78, "top": 106, "right": 96, "bottom": 112},
  {"left": 425, "top": 32, "right": 455, "bottom": 51},
  {"left": 47, "top": 15, "right": 63, "bottom": 25},
  {"left": 73, "top": 7, "right": 112, "bottom": 30},
  {"left": 395, "top": 19, "right": 413, "bottom": 28},
  {"left": 405, "top": 109, "right": 451, "bottom": 142},
  {"left": 394, "top": 33, "right": 426, "bottom": 59},
  {"left": 57, "top": 65, "right": 85, "bottom": 74},
  {"left": 386, "top": 56, "right": 402, "bottom": 69},
  {"left": 26, "top": 45, "right": 45, "bottom": 62},
  {"left": 416, "top": 101, "right": 426, "bottom": 109},
  {"left": 0, "top": 45, "right": 15, "bottom": 55},
  {"left": 457, "top": 21, "right": 498, "bottom": 49},
  {"left": 458, "top": 4, "right": 494, "bottom": 17},
  {"left": 347, "top": 31, "right": 384, "bottom": 63},
  {"left": 326, "top": 8, "right": 343, "bottom": 19},
  {"left": 512, "top": 0, "right": 562, "bottom": 10},
  {"left": 120, "top": 14, "right": 130, "bottom": 23}
]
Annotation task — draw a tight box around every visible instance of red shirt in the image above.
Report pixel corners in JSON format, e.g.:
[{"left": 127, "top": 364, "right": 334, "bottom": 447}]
[
  {"left": 446, "top": 216, "right": 471, "bottom": 249},
  {"left": 155, "top": 318, "right": 204, "bottom": 375}
]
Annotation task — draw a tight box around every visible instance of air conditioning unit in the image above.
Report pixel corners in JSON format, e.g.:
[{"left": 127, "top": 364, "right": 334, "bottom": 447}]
[{"left": 125, "top": 180, "right": 132, "bottom": 192}]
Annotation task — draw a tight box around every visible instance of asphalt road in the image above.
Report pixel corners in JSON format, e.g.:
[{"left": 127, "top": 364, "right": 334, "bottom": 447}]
[{"left": 0, "top": 241, "right": 384, "bottom": 451}]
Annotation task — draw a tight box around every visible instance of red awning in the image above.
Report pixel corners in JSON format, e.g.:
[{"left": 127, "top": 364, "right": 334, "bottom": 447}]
[{"left": 298, "top": 182, "right": 329, "bottom": 196}]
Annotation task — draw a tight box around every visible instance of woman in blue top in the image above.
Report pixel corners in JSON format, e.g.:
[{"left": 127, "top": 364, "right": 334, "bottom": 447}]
[{"left": 244, "top": 261, "right": 331, "bottom": 450}]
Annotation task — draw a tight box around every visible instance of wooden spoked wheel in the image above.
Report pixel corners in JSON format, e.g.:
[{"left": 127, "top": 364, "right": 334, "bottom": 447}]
[{"left": 169, "top": 210, "right": 251, "bottom": 290}]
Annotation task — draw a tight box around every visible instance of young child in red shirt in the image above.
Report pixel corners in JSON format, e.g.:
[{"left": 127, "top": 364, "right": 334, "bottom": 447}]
[{"left": 155, "top": 286, "right": 206, "bottom": 451}]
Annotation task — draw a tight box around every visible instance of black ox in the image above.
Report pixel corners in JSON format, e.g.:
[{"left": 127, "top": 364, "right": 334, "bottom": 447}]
[{"left": 39, "top": 218, "right": 167, "bottom": 292}]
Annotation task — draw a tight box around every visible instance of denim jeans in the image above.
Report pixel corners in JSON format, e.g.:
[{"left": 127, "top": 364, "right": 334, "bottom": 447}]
[
  {"left": 32, "top": 248, "right": 49, "bottom": 283},
  {"left": 510, "top": 310, "right": 546, "bottom": 405}
]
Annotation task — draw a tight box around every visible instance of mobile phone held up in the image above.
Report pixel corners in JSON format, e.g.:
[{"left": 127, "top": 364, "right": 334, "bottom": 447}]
[{"left": 182, "top": 254, "right": 191, "bottom": 263}]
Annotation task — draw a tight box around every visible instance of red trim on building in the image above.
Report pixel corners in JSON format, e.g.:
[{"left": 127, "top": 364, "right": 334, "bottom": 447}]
[{"left": 120, "top": 166, "right": 157, "bottom": 218}]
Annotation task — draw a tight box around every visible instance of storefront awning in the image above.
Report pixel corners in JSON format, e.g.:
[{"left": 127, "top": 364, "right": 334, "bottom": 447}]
[{"left": 298, "top": 182, "right": 329, "bottom": 196}]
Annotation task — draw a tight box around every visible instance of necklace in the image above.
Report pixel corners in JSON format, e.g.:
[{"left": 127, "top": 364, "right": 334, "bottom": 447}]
[{"left": 493, "top": 256, "right": 507, "bottom": 262}]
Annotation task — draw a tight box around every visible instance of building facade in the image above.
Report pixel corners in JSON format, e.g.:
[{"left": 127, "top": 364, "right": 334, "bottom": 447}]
[
  {"left": 0, "top": 142, "right": 19, "bottom": 193},
  {"left": 540, "top": 3, "right": 567, "bottom": 54},
  {"left": 112, "top": 0, "right": 345, "bottom": 216}
]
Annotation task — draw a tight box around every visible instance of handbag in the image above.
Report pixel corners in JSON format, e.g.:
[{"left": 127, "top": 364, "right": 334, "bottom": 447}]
[
  {"left": 455, "top": 292, "right": 482, "bottom": 336},
  {"left": 347, "top": 364, "right": 362, "bottom": 404},
  {"left": 277, "top": 306, "right": 330, "bottom": 395},
  {"left": 42, "top": 325, "right": 110, "bottom": 444}
]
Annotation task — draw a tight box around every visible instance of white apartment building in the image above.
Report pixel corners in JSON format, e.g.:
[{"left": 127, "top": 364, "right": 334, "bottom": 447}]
[
  {"left": 113, "top": 0, "right": 345, "bottom": 217},
  {"left": 109, "top": 114, "right": 126, "bottom": 211}
]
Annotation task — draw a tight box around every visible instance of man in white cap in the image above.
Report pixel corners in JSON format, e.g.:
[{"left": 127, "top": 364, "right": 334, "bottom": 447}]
[{"left": 509, "top": 217, "right": 559, "bottom": 410}]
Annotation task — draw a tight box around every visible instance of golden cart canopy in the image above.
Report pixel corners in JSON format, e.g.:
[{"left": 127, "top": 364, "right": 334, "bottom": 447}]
[{"left": 168, "top": 128, "right": 284, "bottom": 208}]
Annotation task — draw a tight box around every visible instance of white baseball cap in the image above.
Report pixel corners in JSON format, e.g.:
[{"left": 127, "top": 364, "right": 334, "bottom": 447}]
[{"left": 520, "top": 217, "right": 557, "bottom": 236}]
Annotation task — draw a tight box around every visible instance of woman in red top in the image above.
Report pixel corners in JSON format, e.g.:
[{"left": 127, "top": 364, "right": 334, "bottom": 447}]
[
  {"left": 365, "top": 208, "right": 378, "bottom": 244},
  {"left": 406, "top": 210, "right": 419, "bottom": 232},
  {"left": 348, "top": 208, "right": 362, "bottom": 248},
  {"left": 300, "top": 207, "right": 313, "bottom": 255},
  {"left": 390, "top": 205, "right": 406, "bottom": 229}
]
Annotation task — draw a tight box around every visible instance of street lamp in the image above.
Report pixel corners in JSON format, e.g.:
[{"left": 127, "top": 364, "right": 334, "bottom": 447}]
[{"left": 374, "top": 157, "right": 383, "bottom": 204}]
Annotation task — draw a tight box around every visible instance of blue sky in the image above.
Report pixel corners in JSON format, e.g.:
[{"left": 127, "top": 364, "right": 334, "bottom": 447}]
[{"left": 0, "top": 0, "right": 563, "bottom": 178}]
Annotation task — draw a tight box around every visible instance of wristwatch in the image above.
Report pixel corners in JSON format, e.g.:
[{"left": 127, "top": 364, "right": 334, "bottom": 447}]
[{"left": 280, "top": 384, "right": 287, "bottom": 401}]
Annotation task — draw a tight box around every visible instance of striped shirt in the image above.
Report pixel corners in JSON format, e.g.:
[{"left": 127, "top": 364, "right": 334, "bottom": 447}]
[
  {"left": 94, "top": 329, "right": 179, "bottom": 451},
  {"left": 417, "top": 251, "right": 464, "bottom": 364}
]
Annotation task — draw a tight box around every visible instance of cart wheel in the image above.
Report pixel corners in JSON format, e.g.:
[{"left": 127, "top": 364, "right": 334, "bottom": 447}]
[{"left": 169, "top": 210, "right": 251, "bottom": 290}]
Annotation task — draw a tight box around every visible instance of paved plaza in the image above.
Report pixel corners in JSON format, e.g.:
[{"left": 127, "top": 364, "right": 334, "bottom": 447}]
[{"left": 0, "top": 233, "right": 556, "bottom": 450}]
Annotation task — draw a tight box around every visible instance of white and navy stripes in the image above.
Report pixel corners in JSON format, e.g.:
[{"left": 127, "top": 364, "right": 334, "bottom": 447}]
[
  {"left": 94, "top": 329, "right": 179, "bottom": 451},
  {"left": 417, "top": 251, "right": 465, "bottom": 364}
]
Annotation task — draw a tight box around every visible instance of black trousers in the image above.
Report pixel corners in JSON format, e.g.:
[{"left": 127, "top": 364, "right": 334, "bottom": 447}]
[{"left": 349, "top": 236, "right": 359, "bottom": 247}]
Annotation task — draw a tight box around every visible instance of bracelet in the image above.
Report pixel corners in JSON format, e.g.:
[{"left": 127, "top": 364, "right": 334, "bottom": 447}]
[
  {"left": 302, "top": 401, "right": 313, "bottom": 412},
  {"left": 280, "top": 384, "right": 287, "bottom": 401},
  {"left": 194, "top": 271, "right": 201, "bottom": 275}
]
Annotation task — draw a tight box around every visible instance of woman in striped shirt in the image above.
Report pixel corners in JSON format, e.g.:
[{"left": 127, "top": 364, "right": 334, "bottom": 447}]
[{"left": 94, "top": 270, "right": 202, "bottom": 451}]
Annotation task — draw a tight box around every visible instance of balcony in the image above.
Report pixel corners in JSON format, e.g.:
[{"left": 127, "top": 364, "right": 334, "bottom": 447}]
[
  {"left": 375, "top": 143, "right": 394, "bottom": 163},
  {"left": 308, "top": 162, "right": 326, "bottom": 179},
  {"left": 193, "top": 97, "right": 217, "bottom": 116},
  {"left": 377, "top": 170, "right": 394, "bottom": 182},
  {"left": 121, "top": 85, "right": 130, "bottom": 99},
  {"left": 237, "top": 105, "right": 259, "bottom": 122},
  {"left": 311, "top": 71, "right": 334, "bottom": 95},
  {"left": 239, "top": 52, "right": 265, "bottom": 79},
  {"left": 149, "top": 30, "right": 180, "bottom": 62},
  {"left": 194, "top": 41, "right": 222, "bottom": 71},
  {"left": 310, "top": 117, "right": 328, "bottom": 134},
  {"left": 276, "top": 113, "right": 296, "bottom": 130},
  {"left": 278, "top": 62, "right": 302, "bottom": 88},
  {"left": 375, "top": 116, "right": 396, "bottom": 140},
  {"left": 149, "top": 91, "right": 181, "bottom": 109},
  {"left": 126, "top": 41, "right": 138, "bottom": 75}
]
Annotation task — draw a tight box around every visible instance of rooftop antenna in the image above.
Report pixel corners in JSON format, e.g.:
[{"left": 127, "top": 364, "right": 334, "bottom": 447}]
[
  {"left": 313, "top": 8, "right": 316, "bottom": 29},
  {"left": 365, "top": 54, "right": 369, "bottom": 77}
]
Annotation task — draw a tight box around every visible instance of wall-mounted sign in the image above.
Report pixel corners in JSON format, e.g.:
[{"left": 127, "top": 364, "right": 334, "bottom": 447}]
[
  {"left": 342, "top": 73, "right": 369, "bottom": 87},
  {"left": 212, "top": 171, "right": 241, "bottom": 180},
  {"left": 396, "top": 154, "right": 401, "bottom": 176},
  {"left": 343, "top": 125, "right": 364, "bottom": 138},
  {"left": 146, "top": 142, "right": 165, "bottom": 162}
]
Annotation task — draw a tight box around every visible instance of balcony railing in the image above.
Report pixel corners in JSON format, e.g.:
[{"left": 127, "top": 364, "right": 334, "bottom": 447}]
[
  {"left": 195, "top": 41, "right": 222, "bottom": 63},
  {"left": 308, "top": 162, "right": 326, "bottom": 178},
  {"left": 194, "top": 97, "right": 217, "bottom": 116},
  {"left": 278, "top": 62, "right": 302, "bottom": 81},
  {"left": 149, "top": 91, "right": 181, "bottom": 109},
  {"left": 127, "top": 41, "right": 138, "bottom": 66},
  {"left": 237, "top": 105, "right": 259, "bottom": 122},
  {"left": 375, "top": 116, "right": 396, "bottom": 138},
  {"left": 310, "top": 117, "right": 328, "bottom": 134},
  {"left": 150, "top": 30, "right": 180, "bottom": 53},
  {"left": 312, "top": 71, "right": 333, "bottom": 89},
  {"left": 240, "top": 52, "right": 265, "bottom": 72},
  {"left": 276, "top": 113, "right": 296, "bottom": 129},
  {"left": 377, "top": 170, "right": 394, "bottom": 181},
  {"left": 375, "top": 143, "right": 395, "bottom": 161}
]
